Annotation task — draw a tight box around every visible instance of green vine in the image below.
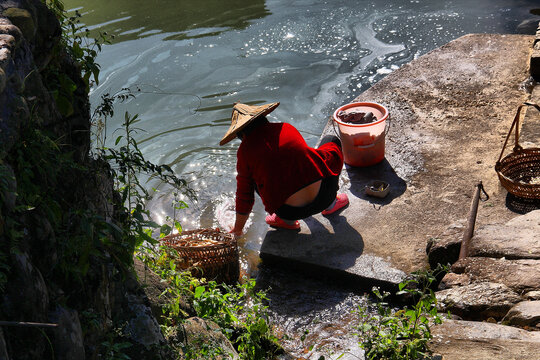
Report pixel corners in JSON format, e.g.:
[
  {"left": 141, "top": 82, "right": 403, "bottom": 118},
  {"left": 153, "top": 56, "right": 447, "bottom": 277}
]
[
  {"left": 102, "top": 111, "right": 195, "bottom": 256},
  {"left": 44, "top": 0, "right": 111, "bottom": 116}
]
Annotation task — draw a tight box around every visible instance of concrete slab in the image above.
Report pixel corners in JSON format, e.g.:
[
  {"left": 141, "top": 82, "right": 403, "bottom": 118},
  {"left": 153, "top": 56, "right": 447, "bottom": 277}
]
[{"left": 260, "top": 34, "right": 536, "bottom": 286}]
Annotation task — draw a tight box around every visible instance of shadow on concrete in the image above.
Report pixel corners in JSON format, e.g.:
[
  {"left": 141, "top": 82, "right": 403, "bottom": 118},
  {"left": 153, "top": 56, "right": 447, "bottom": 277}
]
[
  {"left": 505, "top": 193, "right": 540, "bottom": 214},
  {"left": 260, "top": 214, "right": 363, "bottom": 268},
  {"left": 259, "top": 213, "right": 402, "bottom": 295},
  {"left": 256, "top": 214, "right": 369, "bottom": 312},
  {"left": 345, "top": 158, "right": 407, "bottom": 206}
]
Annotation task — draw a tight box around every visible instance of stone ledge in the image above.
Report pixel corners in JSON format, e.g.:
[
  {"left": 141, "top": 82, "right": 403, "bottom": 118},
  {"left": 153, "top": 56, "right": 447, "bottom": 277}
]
[
  {"left": 429, "top": 319, "right": 540, "bottom": 360},
  {"left": 502, "top": 301, "right": 540, "bottom": 328},
  {"left": 436, "top": 282, "right": 522, "bottom": 320},
  {"left": 467, "top": 210, "right": 540, "bottom": 259}
]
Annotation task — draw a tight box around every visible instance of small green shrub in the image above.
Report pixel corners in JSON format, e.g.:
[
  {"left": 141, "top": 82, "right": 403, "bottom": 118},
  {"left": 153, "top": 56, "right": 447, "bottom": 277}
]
[
  {"left": 141, "top": 246, "right": 281, "bottom": 360},
  {"left": 193, "top": 278, "right": 280, "bottom": 359},
  {"left": 356, "top": 266, "right": 448, "bottom": 360}
]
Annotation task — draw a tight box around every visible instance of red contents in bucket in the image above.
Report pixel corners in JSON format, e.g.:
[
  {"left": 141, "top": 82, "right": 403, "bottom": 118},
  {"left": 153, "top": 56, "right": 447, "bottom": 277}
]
[{"left": 337, "top": 110, "right": 378, "bottom": 124}]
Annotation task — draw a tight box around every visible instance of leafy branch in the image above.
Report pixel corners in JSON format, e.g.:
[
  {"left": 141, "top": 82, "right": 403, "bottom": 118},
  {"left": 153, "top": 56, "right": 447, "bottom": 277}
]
[{"left": 356, "top": 266, "right": 448, "bottom": 360}]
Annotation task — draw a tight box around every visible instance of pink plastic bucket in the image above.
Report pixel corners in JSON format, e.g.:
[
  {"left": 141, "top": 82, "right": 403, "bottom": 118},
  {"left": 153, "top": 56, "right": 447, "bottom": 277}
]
[{"left": 332, "top": 102, "right": 389, "bottom": 167}]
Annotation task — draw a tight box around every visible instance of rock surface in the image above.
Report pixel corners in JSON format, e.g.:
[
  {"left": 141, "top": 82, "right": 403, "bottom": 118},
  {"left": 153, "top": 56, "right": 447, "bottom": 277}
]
[
  {"left": 429, "top": 319, "right": 540, "bottom": 360},
  {"left": 49, "top": 306, "right": 86, "bottom": 360},
  {"left": 134, "top": 258, "right": 196, "bottom": 323},
  {"left": 262, "top": 33, "right": 536, "bottom": 290},
  {"left": 445, "top": 257, "right": 540, "bottom": 294},
  {"left": 434, "top": 210, "right": 540, "bottom": 354},
  {"left": 180, "top": 317, "right": 240, "bottom": 359},
  {"left": 436, "top": 282, "right": 522, "bottom": 320},
  {"left": 468, "top": 210, "right": 540, "bottom": 259},
  {"left": 502, "top": 301, "right": 540, "bottom": 328},
  {"left": 425, "top": 221, "right": 465, "bottom": 269},
  {"left": 0, "top": 2, "right": 172, "bottom": 359},
  {"left": 260, "top": 30, "right": 540, "bottom": 359},
  {"left": 0, "top": 329, "right": 7, "bottom": 360}
]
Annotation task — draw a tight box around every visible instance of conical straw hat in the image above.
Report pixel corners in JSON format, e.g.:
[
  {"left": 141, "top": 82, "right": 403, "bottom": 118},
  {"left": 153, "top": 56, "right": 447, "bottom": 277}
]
[{"left": 219, "top": 102, "right": 280, "bottom": 145}]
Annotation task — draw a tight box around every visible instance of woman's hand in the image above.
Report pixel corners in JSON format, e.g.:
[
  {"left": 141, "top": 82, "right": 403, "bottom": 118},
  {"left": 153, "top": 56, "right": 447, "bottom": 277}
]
[
  {"left": 230, "top": 212, "right": 249, "bottom": 237},
  {"left": 229, "top": 228, "right": 243, "bottom": 237}
]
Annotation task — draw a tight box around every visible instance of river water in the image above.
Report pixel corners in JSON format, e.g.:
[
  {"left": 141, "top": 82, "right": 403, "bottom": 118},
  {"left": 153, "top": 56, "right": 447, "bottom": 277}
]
[{"left": 62, "top": 0, "right": 539, "bottom": 357}]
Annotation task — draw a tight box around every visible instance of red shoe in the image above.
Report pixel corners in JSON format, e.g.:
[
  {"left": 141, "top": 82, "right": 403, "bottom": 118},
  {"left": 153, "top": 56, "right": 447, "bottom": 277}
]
[
  {"left": 265, "top": 214, "right": 300, "bottom": 230},
  {"left": 322, "top": 193, "right": 349, "bottom": 215}
]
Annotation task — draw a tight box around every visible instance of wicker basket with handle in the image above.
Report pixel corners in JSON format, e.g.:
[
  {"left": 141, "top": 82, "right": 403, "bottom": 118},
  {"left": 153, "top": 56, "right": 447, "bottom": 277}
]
[
  {"left": 495, "top": 102, "right": 540, "bottom": 200},
  {"left": 161, "top": 228, "right": 239, "bottom": 283}
]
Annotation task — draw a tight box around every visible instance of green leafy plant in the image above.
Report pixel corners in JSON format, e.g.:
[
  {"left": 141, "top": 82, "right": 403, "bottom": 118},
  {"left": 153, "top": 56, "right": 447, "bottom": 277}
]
[
  {"left": 36, "top": 3, "right": 277, "bottom": 360},
  {"left": 181, "top": 338, "right": 228, "bottom": 360},
  {"left": 158, "top": 191, "right": 187, "bottom": 238},
  {"left": 141, "top": 245, "right": 281, "bottom": 360},
  {"left": 142, "top": 245, "right": 201, "bottom": 324},
  {"left": 91, "top": 88, "right": 135, "bottom": 150},
  {"left": 103, "top": 112, "right": 194, "bottom": 258},
  {"left": 47, "top": 0, "right": 111, "bottom": 91},
  {"left": 4, "top": 125, "right": 89, "bottom": 281},
  {"left": 356, "top": 266, "right": 448, "bottom": 360},
  {"left": 100, "top": 323, "right": 133, "bottom": 360},
  {"left": 192, "top": 279, "right": 279, "bottom": 360},
  {"left": 101, "top": 341, "right": 132, "bottom": 360}
]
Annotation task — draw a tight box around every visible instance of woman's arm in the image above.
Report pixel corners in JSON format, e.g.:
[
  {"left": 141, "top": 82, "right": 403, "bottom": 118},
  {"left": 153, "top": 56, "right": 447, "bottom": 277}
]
[{"left": 231, "top": 145, "right": 254, "bottom": 236}]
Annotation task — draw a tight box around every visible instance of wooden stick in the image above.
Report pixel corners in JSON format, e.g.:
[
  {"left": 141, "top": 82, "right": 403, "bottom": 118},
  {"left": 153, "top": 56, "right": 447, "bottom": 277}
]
[
  {"left": 458, "top": 181, "right": 486, "bottom": 260},
  {"left": 0, "top": 321, "right": 58, "bottom": 328}
]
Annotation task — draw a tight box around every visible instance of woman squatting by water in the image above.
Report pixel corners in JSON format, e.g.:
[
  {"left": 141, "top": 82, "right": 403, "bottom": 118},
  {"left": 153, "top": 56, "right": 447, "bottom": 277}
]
[{"left": 219, "top": 102, "right": 349, "bottom": 236}]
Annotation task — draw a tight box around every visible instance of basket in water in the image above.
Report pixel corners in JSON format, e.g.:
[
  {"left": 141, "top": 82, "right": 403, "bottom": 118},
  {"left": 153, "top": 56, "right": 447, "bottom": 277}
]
[
  {"left": 495, "top": 102, "right": 540, "bottom": 200},
  {"left": 160, "top": 228, "right": 239, "bottom": 283}
]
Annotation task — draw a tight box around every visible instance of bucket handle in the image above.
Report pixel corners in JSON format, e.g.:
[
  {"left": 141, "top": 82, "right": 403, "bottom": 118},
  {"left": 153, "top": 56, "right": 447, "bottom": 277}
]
[{"left": 496, "top": 102, "right": 540, "bottom": 164}]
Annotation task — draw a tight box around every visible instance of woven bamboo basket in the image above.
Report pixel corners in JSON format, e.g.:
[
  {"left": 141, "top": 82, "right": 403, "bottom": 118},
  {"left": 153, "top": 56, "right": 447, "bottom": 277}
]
[
  {"left": 161, "top": 228, "right": 239, "bottom": 283},
  {"left": 495, "top": 102, "right": 540, "bottom": 200}
]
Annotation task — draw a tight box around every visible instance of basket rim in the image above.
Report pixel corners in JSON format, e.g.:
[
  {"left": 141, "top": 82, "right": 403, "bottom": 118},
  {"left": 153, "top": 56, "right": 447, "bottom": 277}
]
[
  {"left": 495, "top": 149, "right": 540, "bottom": 199},
  {"left": 160, "top": 228, "right": 236, "bottom": 251},
  {"left": 495, "top": 102, "right": 540, "bottom": 199}
]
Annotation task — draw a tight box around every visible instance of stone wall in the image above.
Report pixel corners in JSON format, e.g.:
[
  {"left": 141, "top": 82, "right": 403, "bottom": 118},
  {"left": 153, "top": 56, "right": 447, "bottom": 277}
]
[{"left": 0, "top": 1, "right": 165, "bottom": 359}]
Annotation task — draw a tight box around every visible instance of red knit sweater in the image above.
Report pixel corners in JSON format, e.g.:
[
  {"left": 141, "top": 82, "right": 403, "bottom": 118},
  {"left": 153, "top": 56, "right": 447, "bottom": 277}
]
[{"left": 235, "top": 122, "right": 343, "bottom": 215}]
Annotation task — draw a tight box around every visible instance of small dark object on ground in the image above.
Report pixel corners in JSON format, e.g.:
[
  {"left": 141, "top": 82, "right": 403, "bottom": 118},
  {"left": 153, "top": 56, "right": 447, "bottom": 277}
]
[
  {"left": 338, "top": 110, "right": 377, "bottom": 124},
  {"left": 365, "top": 180, "right": 390, "bottom": 198}
]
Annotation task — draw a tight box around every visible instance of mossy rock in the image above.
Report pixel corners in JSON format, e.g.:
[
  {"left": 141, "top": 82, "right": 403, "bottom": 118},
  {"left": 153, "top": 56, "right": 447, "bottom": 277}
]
[{"left": 2, "top": 8, "right": 35, "bottom": 41}]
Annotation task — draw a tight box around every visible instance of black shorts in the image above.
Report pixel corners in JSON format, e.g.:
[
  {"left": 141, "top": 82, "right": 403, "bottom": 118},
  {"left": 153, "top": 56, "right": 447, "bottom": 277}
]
[{"left": 275, "top": 175, "right": 339, "bottom": 220}]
